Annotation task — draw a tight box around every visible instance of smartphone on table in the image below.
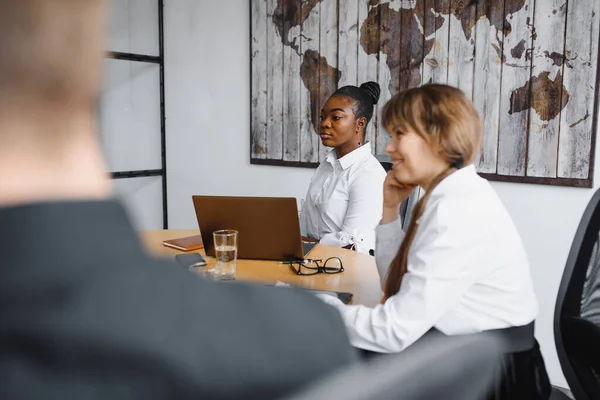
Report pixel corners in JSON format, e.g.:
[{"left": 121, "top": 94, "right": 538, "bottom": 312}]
[{"left": 175, "top": 253, "right": 207, "bottom": 269}]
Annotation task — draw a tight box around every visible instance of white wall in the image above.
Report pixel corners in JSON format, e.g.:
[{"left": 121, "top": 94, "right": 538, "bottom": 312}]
[
  {"left": 101, "top": 0, "right": 164, "bottom": 230},
  {"left": 164, "top": 0, "right": 314, "bottom": 228},
  {"left": 164, "top": 0, "right": 600, "bottom": 387}
]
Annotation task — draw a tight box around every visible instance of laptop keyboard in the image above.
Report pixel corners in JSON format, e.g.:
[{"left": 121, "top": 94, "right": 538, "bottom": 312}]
[{"left": 302, "top": 241, "right": 317, "bottom": 257}]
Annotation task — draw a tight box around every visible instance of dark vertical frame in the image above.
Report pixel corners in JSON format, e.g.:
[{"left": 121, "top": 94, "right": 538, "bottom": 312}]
[
  {"left": 158, "top": 0, "right": 168, "bottom": 229},
  {"left": 107, "top": 0, "right": 168, "bottom": 228}
]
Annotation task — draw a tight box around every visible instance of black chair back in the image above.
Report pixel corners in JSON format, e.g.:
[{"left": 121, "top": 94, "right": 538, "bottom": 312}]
[
  {"left": 555, "top": 188, "right": 600, "bottom": 400},
  {"left": 376, "top": 153, "right": 393, "bottom": 173}
]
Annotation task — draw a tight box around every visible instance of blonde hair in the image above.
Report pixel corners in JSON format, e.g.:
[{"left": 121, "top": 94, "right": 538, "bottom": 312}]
[
  {"left": 0, "top": 0, "right": 106, "bottom": 109},
  {"left": 381, "top": 84, "right": 482, "bottom": 301}
]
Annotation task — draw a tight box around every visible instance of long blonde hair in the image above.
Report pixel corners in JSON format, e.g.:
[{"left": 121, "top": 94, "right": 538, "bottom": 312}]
[{"left": 381, "top": 84, "right": 483, "bottom": 301}]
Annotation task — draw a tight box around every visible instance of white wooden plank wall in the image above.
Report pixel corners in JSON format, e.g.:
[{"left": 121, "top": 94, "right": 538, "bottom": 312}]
[
  {"left": 300, "top": 3, "right": 320, "bottom": 163},
  {"left": 283, "top": 9, "right": 301, "bottom": 162},
  {"left": 447, "top": 5, "right": 475, "bottom": 100},
  {"left": 319, "top": 0, "right": 339, "bottom": 161},
  {"left": 376, "top": 3, "right": 397, "bottom": 155},
  {"left": 250, "top": 0, "right": 600, "bottom": 187},
  {"left": 399, "top": 4, "right": 424, "bottom": 90},
  {"left": 558, "top": 0, "right": 600, "bottom": 179},
  {"left": 472, "top": 1, "right": 504, "bottom": 173},
  {"left": 422, "top": 1, "right": 450, "bottom": 85},
  {"left": 266, "top": 0, "right": 284, "bottom": 160},
  {"left": 338, "top": 0, "right": 360, "bottom": 87},
  {"left": 526, "top": 0, "right": 567, "bottom": 177},
  {"left": 497, "top": 0, "right": 535, "bottom": 176},
  {"left": 358, "top": 0, "right": 380, "bottom": 149},
  {"left": 251, "top": 0, "right": 268, "bottom": 159}
]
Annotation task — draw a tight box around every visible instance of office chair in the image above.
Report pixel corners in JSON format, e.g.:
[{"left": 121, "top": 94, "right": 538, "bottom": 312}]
[
  {"left": 376, "top": 153, "right": 394, "bottom": 173},
  {"left": 283, "top": 333, "right": 505, "bottom": 400},
  {"left": 376, "top": 154, "right": 421, "bottom": 231},
  {"left": 554, "top": 187, "right": 600, "bottom": 400}
]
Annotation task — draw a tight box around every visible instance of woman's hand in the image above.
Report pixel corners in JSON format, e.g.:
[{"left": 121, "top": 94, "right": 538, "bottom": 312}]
[
  {"left": 382, "top": 172, "right": 416, "bottom": 223},
  {"left": 383, "top": 172, "right": 416, "bottom": 208}
]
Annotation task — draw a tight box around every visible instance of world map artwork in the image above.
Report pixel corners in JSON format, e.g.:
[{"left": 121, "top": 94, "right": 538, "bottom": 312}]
[{"left": 251, "top": 0, "right": 600, "bottom": 187}]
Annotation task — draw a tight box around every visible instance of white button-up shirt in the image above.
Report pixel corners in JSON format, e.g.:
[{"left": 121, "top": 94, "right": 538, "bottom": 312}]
[
  {"left": 318, "top": 165, "right": 538, "bottom": 352},
  {"left": 300, "top": 143, "right": 386, "bottom": 254}
]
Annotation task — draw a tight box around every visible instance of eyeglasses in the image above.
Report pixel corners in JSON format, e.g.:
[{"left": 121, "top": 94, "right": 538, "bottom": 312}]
[{"left": 283, "top": 257, "right": 344, "bottom": 276}]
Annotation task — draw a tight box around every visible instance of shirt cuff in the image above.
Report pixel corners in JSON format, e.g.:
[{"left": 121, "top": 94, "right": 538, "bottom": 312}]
[{"left": 319, "top": 234, "right": 350, "bottom": 248}]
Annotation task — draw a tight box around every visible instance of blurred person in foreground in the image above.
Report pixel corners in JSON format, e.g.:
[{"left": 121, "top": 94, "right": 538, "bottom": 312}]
[{"left": 0, "top": 1, "right": 357, "bottom": 398}]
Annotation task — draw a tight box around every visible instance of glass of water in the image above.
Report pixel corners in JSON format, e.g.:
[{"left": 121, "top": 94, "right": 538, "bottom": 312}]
[{"left": 213, "top": 229, "right": 238, "bottom": 280}]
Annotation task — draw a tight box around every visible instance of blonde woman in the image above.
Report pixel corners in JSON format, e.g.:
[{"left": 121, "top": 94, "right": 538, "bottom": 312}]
[{"left": 316, "top": 84, "right": 550, "bottom": 399}]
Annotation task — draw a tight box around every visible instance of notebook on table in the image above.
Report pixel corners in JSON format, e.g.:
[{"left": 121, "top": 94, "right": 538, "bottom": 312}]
[{"left": 162, "top": 234, "right": 204, "bottom": 252}]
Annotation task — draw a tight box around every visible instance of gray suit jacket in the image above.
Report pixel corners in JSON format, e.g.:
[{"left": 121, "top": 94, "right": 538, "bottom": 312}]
[{"left": 0, "top": 201, "right": 358, "bottom": 399}]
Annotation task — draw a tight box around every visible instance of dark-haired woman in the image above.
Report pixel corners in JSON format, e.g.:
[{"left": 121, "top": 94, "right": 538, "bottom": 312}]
[
  {"left": 299, "top": 81, "right": 386, "bottom": 254},
  {"left": 315, "top": 84, "right": 551, "bottom": 399}
]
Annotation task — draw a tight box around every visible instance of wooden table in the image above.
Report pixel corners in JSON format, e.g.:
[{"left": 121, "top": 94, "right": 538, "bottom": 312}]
[{"left": 140, "top": 230, "right": 383, "bottom": 307}]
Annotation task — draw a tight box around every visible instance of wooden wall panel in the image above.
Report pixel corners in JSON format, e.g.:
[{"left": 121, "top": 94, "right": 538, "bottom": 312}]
[
  {"left": 526, "top": 0, "right": 568, "bottom": 178},
  {"left": 557, "top": 0, "right": 600, "bottom": 179},
  {"left": 282, "top": 2, "right": 301, "bottom": 162},
  {"left": 376, "top": 3, "right": 400, "bottom": 154},
  {"left": 447, "top": 2, "right": 476, "bottom": 101},
  {"left": 422, "top": 0, "right": 450, "bottom": 85},
  {"left": 250, "top": 0, "right": 600, "bottom": 187},
  {"left": 357, "top": 0, "right": 379, "bottom": 149},
  {"left": 318, "top": 0, "right": 339, "bottom": 161},
  {"left": 497, "top": 0, "right": 534, "bottom": 176},
  {"left": 250, "top": 0, "right": 268, "bottom": 159},
  {"left": 398, "top": 4, "right": 422, "bottom": 91},
  {"left": 299, "top": 2, "right": 320, "bottom": 164},
  {"left": 266, "top": 0, "right": 284, "bottom": 160},
  {"left": 472, "top": 0, "right": 504, "bottom": 174},
  {"left": 338, "top": 0, "right": 359, "bottom": 87}
]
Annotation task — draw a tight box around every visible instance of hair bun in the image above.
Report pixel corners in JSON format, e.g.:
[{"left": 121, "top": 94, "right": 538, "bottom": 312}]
[{"left": 359, "top": 81, "right": 381, "bottom": 105}]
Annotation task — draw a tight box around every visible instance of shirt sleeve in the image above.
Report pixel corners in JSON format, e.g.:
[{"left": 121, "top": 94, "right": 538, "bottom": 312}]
[
  {"left": 318, "top": 207, "right": 489, "bottom": 353},
  {"left": 299, "top": 199, "right": 307, "bottom": 236},
  {"left": 319, "top": 168, "right": 386, "bottom": 253},
  {"left": 300, "top": 166, "right": 322, "bottom": 239},
  {"left": 375, "top": 217, "right": 405, "bottom": 288}
]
